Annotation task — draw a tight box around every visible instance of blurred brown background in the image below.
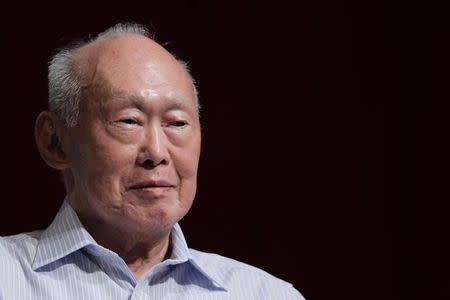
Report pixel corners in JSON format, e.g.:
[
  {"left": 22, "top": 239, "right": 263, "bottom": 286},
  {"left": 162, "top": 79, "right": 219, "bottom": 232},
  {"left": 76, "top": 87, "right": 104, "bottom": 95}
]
[{"left": 3, "top": 1, "right": 447, "bottom": 299}]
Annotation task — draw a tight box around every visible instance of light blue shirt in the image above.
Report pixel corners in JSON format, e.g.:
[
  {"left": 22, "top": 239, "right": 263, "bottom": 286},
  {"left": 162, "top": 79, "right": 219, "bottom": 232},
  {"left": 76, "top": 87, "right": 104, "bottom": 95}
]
[{"left": 0, "top": 199, "right": 304, "bottom": 299}]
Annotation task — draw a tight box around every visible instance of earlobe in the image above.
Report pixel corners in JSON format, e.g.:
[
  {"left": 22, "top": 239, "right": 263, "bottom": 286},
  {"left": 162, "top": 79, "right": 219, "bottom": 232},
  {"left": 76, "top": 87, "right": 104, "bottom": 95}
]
[{"left": 35, "top": 111, "right": 70, "bottom": 170}]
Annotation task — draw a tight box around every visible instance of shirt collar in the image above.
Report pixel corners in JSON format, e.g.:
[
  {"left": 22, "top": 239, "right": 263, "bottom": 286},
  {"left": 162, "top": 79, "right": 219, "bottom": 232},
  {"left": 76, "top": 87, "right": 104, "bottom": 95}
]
[
  {"left": 171, "top": 223, "right": 227, "bottom": 291},
  {"left": 31, "top": 197, "right": 227, "bottom": 290},
  {"left": 32, "top": 198, "right": 96, "bottom": 270}
]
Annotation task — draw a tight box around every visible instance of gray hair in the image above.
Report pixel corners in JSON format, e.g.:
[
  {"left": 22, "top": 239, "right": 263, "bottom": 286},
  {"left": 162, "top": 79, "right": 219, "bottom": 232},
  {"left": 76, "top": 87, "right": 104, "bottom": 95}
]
[{"left": 48, "top": 23, "right": 199, "bottom": 127}]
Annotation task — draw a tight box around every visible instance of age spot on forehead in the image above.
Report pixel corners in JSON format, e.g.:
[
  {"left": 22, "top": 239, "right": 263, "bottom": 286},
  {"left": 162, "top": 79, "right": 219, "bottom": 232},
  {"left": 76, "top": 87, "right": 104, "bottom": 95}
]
[
  {"left": 141, "top": 89, "right": 161, "bottom": 99},
  {"left": 139, "top": 63, "right": 168, "bottom": 85}
]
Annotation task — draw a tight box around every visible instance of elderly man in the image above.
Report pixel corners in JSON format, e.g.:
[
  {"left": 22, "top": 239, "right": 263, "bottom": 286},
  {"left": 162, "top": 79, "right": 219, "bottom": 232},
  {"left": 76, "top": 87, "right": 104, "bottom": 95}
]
[{"left": 0, "top": 23, "right": 304, "bottom": 299}]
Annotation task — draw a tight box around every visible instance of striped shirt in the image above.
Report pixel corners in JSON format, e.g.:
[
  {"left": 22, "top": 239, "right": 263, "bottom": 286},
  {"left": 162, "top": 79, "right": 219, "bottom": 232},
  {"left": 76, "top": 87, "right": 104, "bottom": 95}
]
[{"left": 0, "top": 199, "right": 304, "bottom": 299}]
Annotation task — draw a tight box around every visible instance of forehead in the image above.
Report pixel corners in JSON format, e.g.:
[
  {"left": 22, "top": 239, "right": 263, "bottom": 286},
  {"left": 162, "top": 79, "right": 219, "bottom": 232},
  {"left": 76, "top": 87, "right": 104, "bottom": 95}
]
[
  {"left": 76, "top": 35, "right": 196, "bottom": 109},
  {"left": 94, "top": 84, "right": 196, "bottom": 113}
]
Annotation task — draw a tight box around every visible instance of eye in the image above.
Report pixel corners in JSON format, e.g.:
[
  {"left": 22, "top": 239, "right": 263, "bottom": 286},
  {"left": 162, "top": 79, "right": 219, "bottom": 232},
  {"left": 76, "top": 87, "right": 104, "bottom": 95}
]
[
  {"left": 119, "top": 118, "right": 138, "bottom": 125},
  {"left": 170, "top": 120, "right": 188, "bottom": 127}
]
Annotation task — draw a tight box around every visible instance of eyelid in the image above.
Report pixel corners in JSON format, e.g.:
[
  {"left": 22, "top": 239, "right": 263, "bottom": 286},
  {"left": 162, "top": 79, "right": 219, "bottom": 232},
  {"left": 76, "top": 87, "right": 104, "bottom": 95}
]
[
  {"left": 168, "top": 120, "right": 189, "bottom": 128},
  {"left": 173, "top": 120, "right": 188, "bottom": 125},
  {"left": 114, "top": 117, "right": 141, "bottom": 128},
  {"left": 120, "top": 118, "right": 138, "bottom": 123}
]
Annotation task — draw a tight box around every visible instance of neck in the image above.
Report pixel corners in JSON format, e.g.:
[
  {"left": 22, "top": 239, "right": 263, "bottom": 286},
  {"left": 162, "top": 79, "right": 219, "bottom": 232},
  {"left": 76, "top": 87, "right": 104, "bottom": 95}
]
[
  {"left": 88, "top": 219, "right": 172, "bottom": 280},
  {"left": 70, "top": 201, "right": 172, "bottom": 280},
  {"left": 112, "top": 232, "right": 171, "bottom": 280}
]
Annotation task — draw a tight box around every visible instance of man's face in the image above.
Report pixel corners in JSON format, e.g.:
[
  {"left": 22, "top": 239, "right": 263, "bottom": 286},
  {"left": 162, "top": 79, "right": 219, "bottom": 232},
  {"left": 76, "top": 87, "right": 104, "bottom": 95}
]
[{"left": 65, "top": 36, "right": 201, "bottom": 234}]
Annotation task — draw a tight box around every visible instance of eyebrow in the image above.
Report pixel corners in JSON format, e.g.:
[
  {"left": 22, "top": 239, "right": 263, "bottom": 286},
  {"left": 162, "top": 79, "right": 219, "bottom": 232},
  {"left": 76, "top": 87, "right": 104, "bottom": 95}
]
[{"left": 107, "top": 89, "right": 195, "bottom": 112}]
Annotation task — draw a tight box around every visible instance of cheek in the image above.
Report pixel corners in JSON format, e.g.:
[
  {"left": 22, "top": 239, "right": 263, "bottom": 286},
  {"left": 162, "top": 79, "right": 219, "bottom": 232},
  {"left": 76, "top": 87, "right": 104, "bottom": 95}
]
[
  {"left": 172, "top": 140, "right": 201, "bottom": 202},
  {"left": 173, "top": 139, "right": 201, "bottom": 179},
  {"left": 74, "top": 143, "right": 138, "bottom": 196},
  {"left": 87, "top": 149, "right": 127, "bottom": 176}
]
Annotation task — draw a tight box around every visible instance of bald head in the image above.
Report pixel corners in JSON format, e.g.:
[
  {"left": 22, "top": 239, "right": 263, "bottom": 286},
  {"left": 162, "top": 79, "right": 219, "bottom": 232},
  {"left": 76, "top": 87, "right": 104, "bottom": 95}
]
[
  {"left": 48, "top": 23, "right": 198, "bottom": 127},
  {"left": 75, "top": 34, "right": 195, "bottom": 105}
]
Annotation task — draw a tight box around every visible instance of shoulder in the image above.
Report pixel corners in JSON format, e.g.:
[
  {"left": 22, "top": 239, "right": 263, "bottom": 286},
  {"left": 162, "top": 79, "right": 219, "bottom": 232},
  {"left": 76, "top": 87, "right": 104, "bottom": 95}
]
[
  {"left": 189, "top": 249, "right": 305, "bottom": 299},
  {"left": 0, "top": 231, "right": 42, "bottom": 268},
  {"left": 0, "top": 231, "right": 42, "bottom": 297}
]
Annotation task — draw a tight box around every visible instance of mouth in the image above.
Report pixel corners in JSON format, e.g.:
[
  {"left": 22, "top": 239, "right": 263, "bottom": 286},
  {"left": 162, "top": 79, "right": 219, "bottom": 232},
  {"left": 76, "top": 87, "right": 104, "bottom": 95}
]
[{"left": 128, "top": 180, "right": 175, "bottom": 190}]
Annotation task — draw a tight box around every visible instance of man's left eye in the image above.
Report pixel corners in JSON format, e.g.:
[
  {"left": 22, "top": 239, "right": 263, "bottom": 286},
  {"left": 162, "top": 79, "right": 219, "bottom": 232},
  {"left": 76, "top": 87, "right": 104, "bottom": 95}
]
[{"left": 170, "top": 121, "right": 188, "bottom": 127}]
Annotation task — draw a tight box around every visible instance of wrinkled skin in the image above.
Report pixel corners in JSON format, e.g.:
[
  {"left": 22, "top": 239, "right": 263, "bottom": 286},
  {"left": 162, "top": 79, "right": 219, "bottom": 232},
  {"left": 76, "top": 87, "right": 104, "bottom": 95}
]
[{"left": 39, "top": 34, "right": 201, "bottom": 276}]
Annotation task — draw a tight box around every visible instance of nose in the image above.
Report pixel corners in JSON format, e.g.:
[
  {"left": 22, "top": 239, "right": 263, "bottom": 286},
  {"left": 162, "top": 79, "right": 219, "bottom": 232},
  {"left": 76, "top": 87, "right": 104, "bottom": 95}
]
[{"left": 137, "top": 123, "right": 169, "bottom": 169}]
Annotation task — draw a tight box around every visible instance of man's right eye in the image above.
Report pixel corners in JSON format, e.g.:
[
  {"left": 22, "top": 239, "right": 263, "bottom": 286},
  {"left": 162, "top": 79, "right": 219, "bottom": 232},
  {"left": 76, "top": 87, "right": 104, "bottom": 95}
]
[{"left": 119, "top": 119, "right": 138, "bottom": 125}]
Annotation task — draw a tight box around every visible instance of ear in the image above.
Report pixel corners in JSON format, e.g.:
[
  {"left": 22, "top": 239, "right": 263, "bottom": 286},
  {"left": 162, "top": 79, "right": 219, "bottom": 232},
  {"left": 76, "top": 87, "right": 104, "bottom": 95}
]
[{"left": 35, "top": 111, "right": 70, "bottom": 170}]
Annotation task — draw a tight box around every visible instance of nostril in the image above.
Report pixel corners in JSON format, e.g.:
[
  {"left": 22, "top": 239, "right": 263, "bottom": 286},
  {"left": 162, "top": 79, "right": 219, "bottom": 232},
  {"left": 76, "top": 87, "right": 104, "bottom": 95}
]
[
  {"left": 141, "top": 158, "right": 168, "bottom": 169},
  {"left": 142, "top": 159, "right": 156, "bottom": 169}
]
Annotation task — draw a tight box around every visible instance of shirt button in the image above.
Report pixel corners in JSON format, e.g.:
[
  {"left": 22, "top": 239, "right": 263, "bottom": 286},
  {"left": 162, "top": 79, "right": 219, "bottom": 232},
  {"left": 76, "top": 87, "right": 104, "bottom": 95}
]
[{"left": 135, "top": 291, "right": 143, "bottom": 300}]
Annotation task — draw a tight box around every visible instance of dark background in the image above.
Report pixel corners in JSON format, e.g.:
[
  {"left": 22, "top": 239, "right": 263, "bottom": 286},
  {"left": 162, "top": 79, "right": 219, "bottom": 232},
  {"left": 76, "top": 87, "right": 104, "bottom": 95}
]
[{"left": 3, "top": 1, "right": 447, "bottom": 299}]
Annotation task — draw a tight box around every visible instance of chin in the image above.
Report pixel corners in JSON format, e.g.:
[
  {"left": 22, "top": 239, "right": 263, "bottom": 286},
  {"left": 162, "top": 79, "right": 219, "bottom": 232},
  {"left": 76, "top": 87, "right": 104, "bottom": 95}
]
[
  {"left": 113, "top": 192, "right": 192, "bottom": 232},
  {"left": 133, "top": 205, "right": 186, "bottom": 230}
]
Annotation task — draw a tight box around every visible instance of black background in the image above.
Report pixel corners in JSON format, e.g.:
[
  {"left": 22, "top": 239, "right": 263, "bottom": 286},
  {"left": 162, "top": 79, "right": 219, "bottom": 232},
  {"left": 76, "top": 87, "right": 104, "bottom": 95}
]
[{"left": 3, "top": 1, "right": 448, "bottom": 299}]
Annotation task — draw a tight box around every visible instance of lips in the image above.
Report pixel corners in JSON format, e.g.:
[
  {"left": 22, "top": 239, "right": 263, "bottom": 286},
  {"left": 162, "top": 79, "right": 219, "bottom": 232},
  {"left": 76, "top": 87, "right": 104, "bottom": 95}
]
[{"left": 128, "top": 180, "right": 175, "bottom": 190}]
